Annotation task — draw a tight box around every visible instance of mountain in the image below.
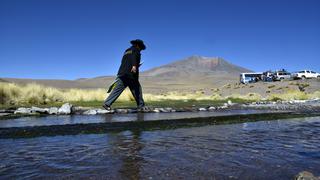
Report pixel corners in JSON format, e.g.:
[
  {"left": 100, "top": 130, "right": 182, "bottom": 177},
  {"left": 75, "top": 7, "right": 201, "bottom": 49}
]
[
  {"left": 142, "top": 56, "right": 250, "bottom": 77},
  {"left": 2, "top": 56, "right": 251, "bottom": 93},
  {"left": 139, "top": 56, "right": 251, "bottom": 92},
  {"left": 0, "top": 78, "right": 8, "bottom": 82}
]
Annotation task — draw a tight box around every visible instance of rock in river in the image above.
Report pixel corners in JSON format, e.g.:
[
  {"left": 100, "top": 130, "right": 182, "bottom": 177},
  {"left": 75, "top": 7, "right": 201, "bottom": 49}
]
[
  {"left": 58, "top": 103, "right": 73, "bottom": 115},
  {"left": 295, "top": 171, "right": 319, "bottom": 180}
]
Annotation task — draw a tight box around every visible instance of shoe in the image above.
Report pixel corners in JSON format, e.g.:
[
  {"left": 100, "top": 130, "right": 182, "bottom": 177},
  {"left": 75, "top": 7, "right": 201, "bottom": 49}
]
[
  {"left": 102, "top": 104, "right": 111, "bottom": 110},
  {"left": 137, "top": 106, "right": 149, "bottom": 112}
]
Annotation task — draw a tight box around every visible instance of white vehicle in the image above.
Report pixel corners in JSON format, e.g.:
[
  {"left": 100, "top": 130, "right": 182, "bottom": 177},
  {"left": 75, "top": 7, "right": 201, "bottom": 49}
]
[
  {"left": 274, "top": 71, "right": 291, "bottom": 81},
  {"left": 240, "top": 72, "right": 263, "bottom": 84},
  {"left": 292, "top": 70, "right": 320, "bottom": 79}
]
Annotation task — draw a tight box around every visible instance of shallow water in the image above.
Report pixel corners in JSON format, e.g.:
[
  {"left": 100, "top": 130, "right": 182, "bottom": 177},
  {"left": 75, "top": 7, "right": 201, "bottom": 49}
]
[
  {"left": 1, "top": 116, "right": 320, "bottom": 179},
  {"left": 0, "top": 109, "right": 276, "bottom": 128}
]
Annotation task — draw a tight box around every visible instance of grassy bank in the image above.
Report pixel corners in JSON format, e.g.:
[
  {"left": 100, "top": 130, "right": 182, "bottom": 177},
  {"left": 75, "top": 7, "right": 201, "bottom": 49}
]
[{"left": 1, "top": 82, "right": 320, "bottom": 109}]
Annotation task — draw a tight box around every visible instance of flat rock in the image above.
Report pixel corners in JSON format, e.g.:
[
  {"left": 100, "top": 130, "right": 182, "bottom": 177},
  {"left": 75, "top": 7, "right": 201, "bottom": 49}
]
[
  {"left": 115, "top": 109, "right": 128, "bottom": 114},
  {"left": 158, "top": 108, "right": 170, "bottom": 113},
  {"left": 0, "top": 113, "right": 11, "bottom": 117},
  {"left": 83, "top": 109, "right": 97, "bottom": 115},
  {"left": 208, "top": 106, "right": 216, "bottom": 111},
  {"left": 14, "top": 108, "right": 32, "bottom": 114},
  {"left": 96, "top": 109, "right": 114, "bottom": 114},
  {"left": 48, "top": 107, "right": 58, "bottom": 115}
]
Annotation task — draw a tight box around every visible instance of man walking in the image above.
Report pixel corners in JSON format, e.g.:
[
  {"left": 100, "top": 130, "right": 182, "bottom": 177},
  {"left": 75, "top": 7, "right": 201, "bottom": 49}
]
[{"left": 103, "top": 39, "right": 146, "bottom": 110}]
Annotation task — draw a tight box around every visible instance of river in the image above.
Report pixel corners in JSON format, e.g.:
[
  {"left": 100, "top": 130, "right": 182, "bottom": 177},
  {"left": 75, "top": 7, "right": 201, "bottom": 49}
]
[{"left": 0, "top": 116, "right": 319, "bottom": 179}]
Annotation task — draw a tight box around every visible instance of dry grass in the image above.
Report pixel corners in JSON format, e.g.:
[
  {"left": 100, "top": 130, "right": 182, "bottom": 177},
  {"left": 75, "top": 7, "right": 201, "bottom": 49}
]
[
  {"left": 226, "top": 93, "right": 262, "bottom": 102},
  {"left": 0, "top": 82, "right": 134, "bottom": 105},
  {"left": 268, "top": 89, "right": 320, "bottom": 101},
  {"left": 1, "top": 82, "right": 320, "bottom": 106}
]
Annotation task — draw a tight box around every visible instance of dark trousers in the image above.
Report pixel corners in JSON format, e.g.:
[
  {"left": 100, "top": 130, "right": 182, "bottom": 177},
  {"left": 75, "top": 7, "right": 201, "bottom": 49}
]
[{"left": 104, "top": 76, "right": 145, "bottom": 108}]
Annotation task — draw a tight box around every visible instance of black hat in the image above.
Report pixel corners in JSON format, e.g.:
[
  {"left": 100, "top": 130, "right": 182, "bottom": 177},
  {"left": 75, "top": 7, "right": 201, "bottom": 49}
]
[{"left": 130, "top": 39, "right": 146, "bottom": 50}]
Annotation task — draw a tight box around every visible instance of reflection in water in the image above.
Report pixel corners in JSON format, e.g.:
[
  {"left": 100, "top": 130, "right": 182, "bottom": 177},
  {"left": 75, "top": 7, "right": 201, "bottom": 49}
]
[
  {"left": 107, "top": 113, "right": 145, "bottom": 179},
  {"left": 0, "top": 116, "right": 320, "bottom": 179}
]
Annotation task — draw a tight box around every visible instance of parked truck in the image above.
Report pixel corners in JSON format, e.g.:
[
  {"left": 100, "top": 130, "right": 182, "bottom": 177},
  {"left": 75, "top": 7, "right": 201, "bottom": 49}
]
[{"left": 292, "top": 70, "right": 320, "bottom": 79}]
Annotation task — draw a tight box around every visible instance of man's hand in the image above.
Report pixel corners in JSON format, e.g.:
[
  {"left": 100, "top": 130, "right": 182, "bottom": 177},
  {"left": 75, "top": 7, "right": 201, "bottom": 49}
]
[{"left": 131, "top": 66, "right": 137, "bottom": 73}]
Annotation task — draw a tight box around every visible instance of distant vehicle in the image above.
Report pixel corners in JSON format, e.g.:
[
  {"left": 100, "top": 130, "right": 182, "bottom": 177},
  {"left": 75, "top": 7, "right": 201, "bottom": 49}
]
[
  {"left": 292, "top": 70, "right": 320, "bottom": 79},
  {"left": 274, "top": 70, "right": 291, "bottom": 81},
  {"left": 262, "top": 71, "right": 275, "bottom": 82},
  {"left": 240, "top": 72, "right": 263, "bottom": 84}
]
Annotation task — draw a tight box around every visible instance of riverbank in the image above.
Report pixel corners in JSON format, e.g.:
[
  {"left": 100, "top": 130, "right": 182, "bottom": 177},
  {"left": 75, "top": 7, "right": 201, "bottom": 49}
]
[
  {"left": 1, "top": 98, "right": 320, "bottom": 118},
  {"left": 1, "top": 80, "right": 320, "bottom": 109}
]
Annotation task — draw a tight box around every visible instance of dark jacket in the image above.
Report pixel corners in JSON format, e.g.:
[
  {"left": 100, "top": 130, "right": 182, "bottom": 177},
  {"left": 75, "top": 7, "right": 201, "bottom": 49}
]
[{"left": 117, "top": 46, "right": 141, "bottom": 79}]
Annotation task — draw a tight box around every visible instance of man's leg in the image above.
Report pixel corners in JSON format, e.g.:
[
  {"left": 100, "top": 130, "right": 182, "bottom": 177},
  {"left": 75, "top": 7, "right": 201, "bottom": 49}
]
[
  {"left": 129, "top": 80, "right": 145, "bottom": 108},
  {"left": 104, "top": 78, "right": 127, "bottom": 107}
]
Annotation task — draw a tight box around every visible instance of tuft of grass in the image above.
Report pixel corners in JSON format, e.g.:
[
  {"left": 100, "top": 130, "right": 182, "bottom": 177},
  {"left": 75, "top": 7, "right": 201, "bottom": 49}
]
[
  {"left": 268, "top": 89, "right": 309, "bottom": 101},
  {"left": 226, "top": 93, "right": 262, "bottom": 102},
  {"left": 298, "top": 83, "right": 310, "bottom": 92}
]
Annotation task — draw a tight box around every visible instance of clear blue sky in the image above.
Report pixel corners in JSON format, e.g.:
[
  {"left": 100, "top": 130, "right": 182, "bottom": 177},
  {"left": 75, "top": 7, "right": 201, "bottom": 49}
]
[{"left": 1, "top": 0, "right": 319, "bottom": 79}]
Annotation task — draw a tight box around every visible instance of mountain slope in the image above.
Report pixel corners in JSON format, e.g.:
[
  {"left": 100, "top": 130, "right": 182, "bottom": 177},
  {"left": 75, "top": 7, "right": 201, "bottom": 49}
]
[{"left": 2, "top": 56, "right": 251, "bottom": 93}]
